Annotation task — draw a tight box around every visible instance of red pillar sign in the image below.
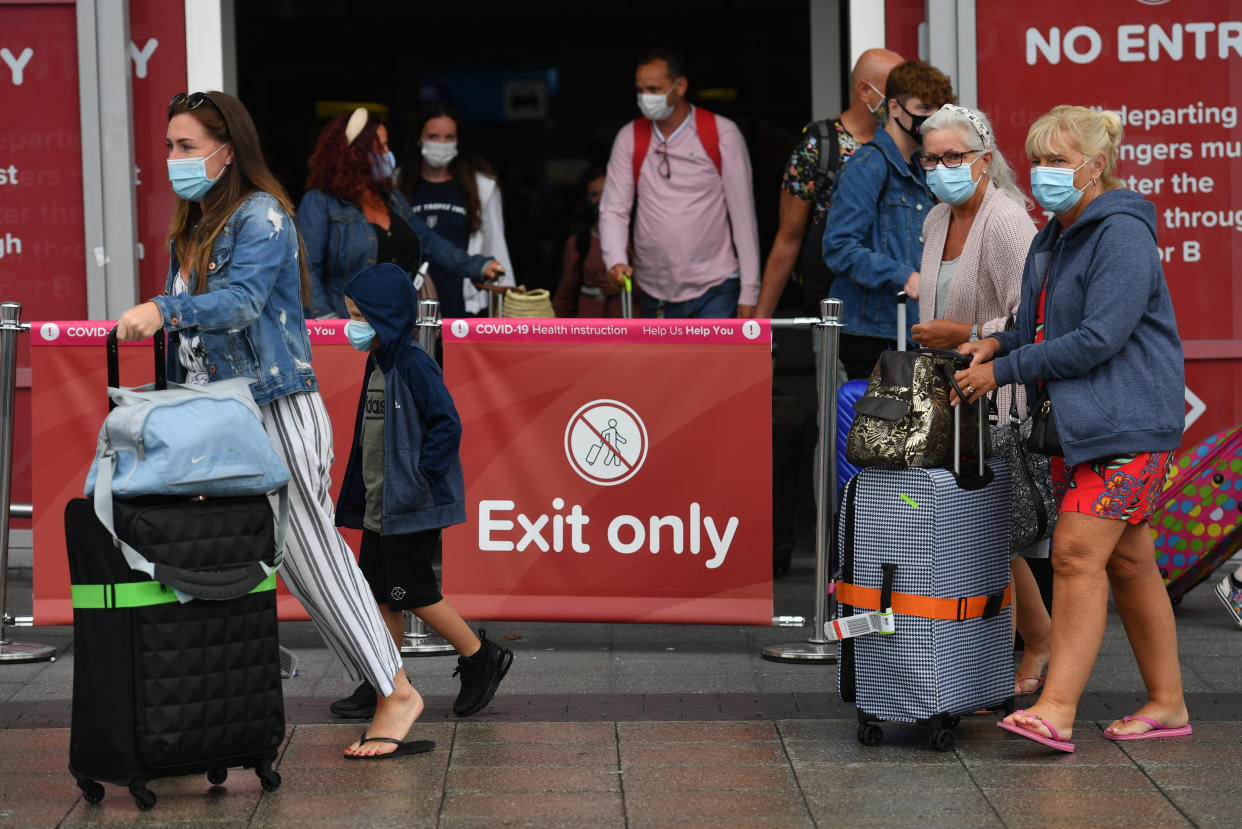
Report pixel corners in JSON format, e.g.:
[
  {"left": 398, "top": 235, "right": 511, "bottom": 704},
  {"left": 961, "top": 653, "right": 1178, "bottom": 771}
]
[
  {"left": 976, "top": 1, "right": 1242, "bottom": 447},
  {"left": 441, "top": 318, "right": 774, "bottom": 625}
]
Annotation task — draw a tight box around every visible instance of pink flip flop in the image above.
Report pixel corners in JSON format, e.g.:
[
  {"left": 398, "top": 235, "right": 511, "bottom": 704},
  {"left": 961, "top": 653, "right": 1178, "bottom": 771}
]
[
  {"left": 1103, "top": 715, "right": 1193, "bottom": 741},
  {"left": 997, "top": 709, "right": 1075, "bottom": 753}
]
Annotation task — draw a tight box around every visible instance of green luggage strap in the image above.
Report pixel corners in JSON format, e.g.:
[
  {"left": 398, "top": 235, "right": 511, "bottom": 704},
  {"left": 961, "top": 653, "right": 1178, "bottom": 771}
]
[{"left": 72, "top": 572, "right": 277, "bottom": 609}]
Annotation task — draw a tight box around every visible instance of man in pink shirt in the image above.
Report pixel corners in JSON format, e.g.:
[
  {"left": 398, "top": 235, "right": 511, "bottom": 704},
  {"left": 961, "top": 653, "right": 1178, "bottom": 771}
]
[{"left": 599, "top": 49, "right": 761, "bottom": 318}]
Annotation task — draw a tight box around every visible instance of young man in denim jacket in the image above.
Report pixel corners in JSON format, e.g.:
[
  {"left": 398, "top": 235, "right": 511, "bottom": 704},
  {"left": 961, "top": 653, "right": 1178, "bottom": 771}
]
[{"left": 822, "top": 60, "right": 956, "bottom": 378}]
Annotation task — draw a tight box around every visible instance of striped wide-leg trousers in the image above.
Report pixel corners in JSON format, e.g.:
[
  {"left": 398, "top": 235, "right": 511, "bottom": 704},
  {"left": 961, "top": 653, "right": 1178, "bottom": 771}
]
[{"left": 260, "top": 390, "right": 401, "bottom": 696}]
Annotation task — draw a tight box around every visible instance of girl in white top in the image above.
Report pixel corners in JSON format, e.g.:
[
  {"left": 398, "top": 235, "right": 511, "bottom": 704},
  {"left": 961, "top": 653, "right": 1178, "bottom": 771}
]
[{"left": 396, "top": 101, "right": 516, "bottom": 316}]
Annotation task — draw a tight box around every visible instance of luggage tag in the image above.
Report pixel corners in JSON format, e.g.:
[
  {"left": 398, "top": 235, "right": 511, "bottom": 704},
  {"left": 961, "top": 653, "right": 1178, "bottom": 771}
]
[
  {"left": 824, "top": 609, "right": 895, "bottom": 642},
  {"left": 825, "top": 563, "right": 898, "bottom": 641}
]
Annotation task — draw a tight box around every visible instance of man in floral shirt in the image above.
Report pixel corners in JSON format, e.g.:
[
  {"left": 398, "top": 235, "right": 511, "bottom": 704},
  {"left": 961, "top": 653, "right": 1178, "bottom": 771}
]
[{"left": 754, "top": 48, "right": 903, "bottom": 319}]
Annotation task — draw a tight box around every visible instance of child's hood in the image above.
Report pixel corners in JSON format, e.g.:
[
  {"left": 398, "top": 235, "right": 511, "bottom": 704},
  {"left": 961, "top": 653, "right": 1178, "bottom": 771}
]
[{"left": 345, "top": 263, "right": 420, "bottom": 372}]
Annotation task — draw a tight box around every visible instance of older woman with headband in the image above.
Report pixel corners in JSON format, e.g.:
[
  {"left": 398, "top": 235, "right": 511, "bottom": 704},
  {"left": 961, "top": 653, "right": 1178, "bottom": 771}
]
[
  {"left": 955, "top": 105, "right": 1187, "bottom": 752},
  {"left": 911, "top": 104, "right": 1050, "bottom": 699},
  {"left": 298, "top": 107, "right": 505, "bottom": 319}
]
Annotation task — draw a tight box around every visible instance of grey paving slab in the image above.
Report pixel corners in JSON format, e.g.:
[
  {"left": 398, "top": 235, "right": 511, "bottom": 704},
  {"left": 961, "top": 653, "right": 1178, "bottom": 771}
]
[
  {"left": 983, "top": 788, "right": 1194, "bottom": 828},
  {"left": 455, "top": 721, "right": 616, "bottom": 743},
  {"left": 1163, "top": 789, "right": 1242, "bottom": 826},
  {"left": 444, "top": 763, "right": 623, "bottom": 793},
  {"left": 618, "top": 738, "right": 788, "bottom": 767},
  {"left": 438, "top": 790, "right": 626, "bottom": 824},
  {"left": 793, "top": 761, "right": 979, "bottom": 793},
  {"left": 619, "top": 762, "right": 799, "bottom": 792},
  {"left": 803, "top": 787, "right": 1000, "bottom": 820},
  {"left": 623, "top": 788, "right": 812, "bottom": 826}
]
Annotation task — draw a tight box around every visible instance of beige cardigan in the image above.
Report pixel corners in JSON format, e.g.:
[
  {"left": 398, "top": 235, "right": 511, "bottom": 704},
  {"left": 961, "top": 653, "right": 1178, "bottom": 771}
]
[{"left": 918, "top": 184, "right": 1037, "bottom": 420}]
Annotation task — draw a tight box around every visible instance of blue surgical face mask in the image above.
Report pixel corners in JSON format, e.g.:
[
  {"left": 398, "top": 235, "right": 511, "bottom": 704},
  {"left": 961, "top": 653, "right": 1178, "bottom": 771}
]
[
  {"left": 926, "top": 155, "right": 984, "bottom": 206},
  {"left": 344, "top": 319, "right": 377, "bottom": 351},
  {"left": 370, "top": 150, "right": 396, "bottom": 182},
  {"left": 1030, "top": 159, "right": 1092, "bottom": 215},
  {"left": 166, "top": 142, "right": 230, "bottom": 201}
]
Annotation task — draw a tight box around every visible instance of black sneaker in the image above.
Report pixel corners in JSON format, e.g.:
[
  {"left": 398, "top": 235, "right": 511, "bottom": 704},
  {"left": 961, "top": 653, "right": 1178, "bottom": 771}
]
[
  {"left": 452, "top": 629, "right": 514, "bottom": 717},
  {"left": 330, "top": 680, "right": 377, "bottom": 719}
]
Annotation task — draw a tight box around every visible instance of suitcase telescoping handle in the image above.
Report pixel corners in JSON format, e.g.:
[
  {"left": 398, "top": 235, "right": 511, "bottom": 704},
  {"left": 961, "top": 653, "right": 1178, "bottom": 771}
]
[
  {"left": 896, "top": 291, "right": 907, "bottom": 352},
  {"left": 944, "top": 366, "right": 994, "bottom": 491},
  {"left": 106, "top": 326, "right": 166, "bottom": 409}
]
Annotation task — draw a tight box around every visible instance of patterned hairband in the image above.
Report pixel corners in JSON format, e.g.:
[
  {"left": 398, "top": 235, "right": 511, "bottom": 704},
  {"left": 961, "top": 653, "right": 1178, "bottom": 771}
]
[
  {"left": 940, "top": 104, "right": 992, "bottom": 149},
  {"left": 344, "top": 107, "right": 368, "bottom": 145}
]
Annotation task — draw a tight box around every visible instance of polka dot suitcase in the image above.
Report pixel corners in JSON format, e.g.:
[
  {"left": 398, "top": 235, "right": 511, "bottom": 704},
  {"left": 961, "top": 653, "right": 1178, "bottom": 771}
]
[{"left": 1150, "top": 424, "right": 1242, "bottom": 603}]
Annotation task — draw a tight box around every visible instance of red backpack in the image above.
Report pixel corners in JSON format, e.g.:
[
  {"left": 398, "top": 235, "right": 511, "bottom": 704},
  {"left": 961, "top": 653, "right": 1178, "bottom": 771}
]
[{"left": 631, "top": 107, "right": 723, "bottom": 184}]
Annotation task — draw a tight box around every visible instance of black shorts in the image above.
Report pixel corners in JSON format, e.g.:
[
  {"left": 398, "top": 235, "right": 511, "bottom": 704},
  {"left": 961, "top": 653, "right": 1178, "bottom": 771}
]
[{"left": 358, "top": 528, "right": 443, "bottom": 612}]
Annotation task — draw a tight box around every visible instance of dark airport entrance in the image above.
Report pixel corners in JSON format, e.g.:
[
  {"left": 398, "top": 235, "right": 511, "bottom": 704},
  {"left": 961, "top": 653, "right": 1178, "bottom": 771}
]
[{"left": 236, "top": 1, "right": 818, "bottom": 295}]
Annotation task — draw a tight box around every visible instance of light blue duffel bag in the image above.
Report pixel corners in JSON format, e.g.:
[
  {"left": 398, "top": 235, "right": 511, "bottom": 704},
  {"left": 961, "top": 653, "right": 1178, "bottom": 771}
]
[{"left": 84, "top": 331, "right": 290, "bottom": 600}]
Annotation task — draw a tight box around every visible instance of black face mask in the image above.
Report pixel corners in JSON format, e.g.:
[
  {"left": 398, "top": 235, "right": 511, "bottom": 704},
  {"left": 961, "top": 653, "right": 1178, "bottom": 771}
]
[
  {"left": 895, "top": 102, "right": 929, "bottom": 144},
  {"left": 587, "top": 199, "right": 601, "bottom": 220}
]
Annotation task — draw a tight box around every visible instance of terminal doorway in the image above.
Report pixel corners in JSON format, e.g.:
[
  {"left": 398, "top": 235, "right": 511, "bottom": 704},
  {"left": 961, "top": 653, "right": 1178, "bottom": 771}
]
[{"left": 235, "top": 1, "right": 822, "bottom": 293}]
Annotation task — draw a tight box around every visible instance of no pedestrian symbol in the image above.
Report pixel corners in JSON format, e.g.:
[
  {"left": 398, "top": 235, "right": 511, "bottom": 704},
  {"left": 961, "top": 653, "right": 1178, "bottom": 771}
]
[{"left": 564, "top": 399, "right": 648, "bottom": 486}]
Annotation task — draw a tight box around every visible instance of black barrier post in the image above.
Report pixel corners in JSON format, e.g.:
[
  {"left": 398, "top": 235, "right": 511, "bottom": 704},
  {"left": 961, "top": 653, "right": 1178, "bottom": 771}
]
[
  {"left": 762, "top": 298, "right": 844, "bottom": 664},
  {"left": 398, "top": 299, "right": 456, "bottom": 657},
  {"left": 0, "top": 303, "right": 55, "bottom": 663}
]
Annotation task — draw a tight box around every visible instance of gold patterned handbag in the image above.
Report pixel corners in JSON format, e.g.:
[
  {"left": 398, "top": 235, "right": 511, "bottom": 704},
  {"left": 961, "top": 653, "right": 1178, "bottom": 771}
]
[{"left": 845, "top": 348, "right": 991, "bottom": 469}]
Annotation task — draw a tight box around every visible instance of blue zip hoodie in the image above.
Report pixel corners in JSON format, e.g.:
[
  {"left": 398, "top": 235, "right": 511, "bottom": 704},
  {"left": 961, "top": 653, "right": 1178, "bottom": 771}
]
[
  {"left": 991, "top": 189, "right": 1184, "bottom": 467},
  {"left": 335, "top": 263, "right": 466, "bottom": 534}
]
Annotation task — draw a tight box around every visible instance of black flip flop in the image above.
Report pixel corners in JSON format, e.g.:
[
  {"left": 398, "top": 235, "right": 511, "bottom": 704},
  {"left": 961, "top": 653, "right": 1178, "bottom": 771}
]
[{"left": 344, "top": 731, "right": 435, "bottom": 760}]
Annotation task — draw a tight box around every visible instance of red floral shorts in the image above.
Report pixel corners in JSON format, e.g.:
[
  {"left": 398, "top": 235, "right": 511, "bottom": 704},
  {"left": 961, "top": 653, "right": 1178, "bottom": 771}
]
[{"left": 1051, "top": 452, "right": 1173, "bottom": 524}]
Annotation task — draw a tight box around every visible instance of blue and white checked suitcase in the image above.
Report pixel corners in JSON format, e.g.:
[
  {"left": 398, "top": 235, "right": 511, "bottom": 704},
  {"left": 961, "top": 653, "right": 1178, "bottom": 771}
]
[{"left": 834, "top": 454, "right": 1014, "bottom": 750}]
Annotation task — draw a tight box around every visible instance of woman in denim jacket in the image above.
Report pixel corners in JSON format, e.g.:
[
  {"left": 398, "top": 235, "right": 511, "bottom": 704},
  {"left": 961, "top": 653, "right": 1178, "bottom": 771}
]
[
  {"left": 116, "top": 91, "right": 433, "bottom": 759},
  {"left": 298, "top": 108, "right": 504, "bottom": 319}
]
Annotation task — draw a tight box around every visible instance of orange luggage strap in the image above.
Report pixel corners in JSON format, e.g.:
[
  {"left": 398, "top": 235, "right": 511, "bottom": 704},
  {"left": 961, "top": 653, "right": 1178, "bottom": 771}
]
[{"left": 835, "top": 581, "right": 1011, "bottom": 622}]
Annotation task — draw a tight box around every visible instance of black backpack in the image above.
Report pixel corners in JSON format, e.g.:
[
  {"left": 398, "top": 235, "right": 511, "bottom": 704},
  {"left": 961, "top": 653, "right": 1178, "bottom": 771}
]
[{"left": 795, "top": 120, "right": 842, "bottom": 312}]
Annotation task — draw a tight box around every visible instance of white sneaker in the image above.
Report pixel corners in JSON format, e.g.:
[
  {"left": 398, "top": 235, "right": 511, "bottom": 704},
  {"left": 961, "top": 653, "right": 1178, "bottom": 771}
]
[{"left": 1215, "top": 576, "right": 1242, "bottom": 629}]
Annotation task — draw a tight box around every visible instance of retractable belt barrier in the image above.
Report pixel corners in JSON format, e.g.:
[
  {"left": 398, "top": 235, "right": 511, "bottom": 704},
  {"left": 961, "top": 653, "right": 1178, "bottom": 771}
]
[{"left": 23, "top": 302, "right": 845, "bottom": 646}]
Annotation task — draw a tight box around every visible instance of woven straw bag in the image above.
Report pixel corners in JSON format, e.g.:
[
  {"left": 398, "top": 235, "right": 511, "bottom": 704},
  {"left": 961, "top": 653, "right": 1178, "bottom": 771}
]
[{"left": 501, "top": 287, "right": 554, "bottom": 318}]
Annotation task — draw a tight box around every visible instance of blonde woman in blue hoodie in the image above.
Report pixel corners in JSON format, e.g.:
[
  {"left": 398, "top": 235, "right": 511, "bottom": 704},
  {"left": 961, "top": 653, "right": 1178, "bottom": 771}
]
[{"left": 953, "top": 106, "right": 1187, "bottom": 753}]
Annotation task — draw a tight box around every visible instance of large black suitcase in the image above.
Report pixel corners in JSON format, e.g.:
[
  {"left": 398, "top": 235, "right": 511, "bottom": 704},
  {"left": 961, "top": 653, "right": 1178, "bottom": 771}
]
[
  {"left": 65, "top": 328, "right": 284, "bottom": 811},
  {"left": 66, "top": 495, "right": 285, "bottom": 810}
]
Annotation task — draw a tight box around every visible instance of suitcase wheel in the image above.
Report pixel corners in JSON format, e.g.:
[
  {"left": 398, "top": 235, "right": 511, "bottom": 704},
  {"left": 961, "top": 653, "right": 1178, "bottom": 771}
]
[
  {"left": 78, "top": 779, "right": 104, "bottom": 805},
  {"left": 857, "top": 722, "right": 883, "bottom": 747},
  {"left": 929, "top": 728, "right": 956, "bottom": 752},
  {"left": 129, "top": 783, "right": 156, "bottom": 811},
  {"left": 207, "top": 768, "right": 227, "bottom": 786},
  {"left": 257, "top": 759, "right": 281, "bottom": 792}
]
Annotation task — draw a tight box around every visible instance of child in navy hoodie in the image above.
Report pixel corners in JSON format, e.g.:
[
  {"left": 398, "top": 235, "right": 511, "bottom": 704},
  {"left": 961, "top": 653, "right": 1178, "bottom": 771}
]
[{"left": 331, "top": 263, "right": 512, "bottom": 722}]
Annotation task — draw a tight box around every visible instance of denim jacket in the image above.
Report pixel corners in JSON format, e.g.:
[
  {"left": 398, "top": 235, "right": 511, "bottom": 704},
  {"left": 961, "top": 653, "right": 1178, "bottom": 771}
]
[
  {"left": 335, "top": 264, "right": 466, "bottom": 535},
  {"left": 297, "top": 188, "right": 493, "bottom": 318},
  {"left": 152, "top": 192, "right": 318, "bottom": 406},
  {"left": 821, "top": 128, "right": 932, "bottom": 339}
]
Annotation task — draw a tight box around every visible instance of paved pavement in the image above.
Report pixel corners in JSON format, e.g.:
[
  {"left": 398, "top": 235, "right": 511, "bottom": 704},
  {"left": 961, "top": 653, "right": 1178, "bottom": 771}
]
[{"left": 0, "top": 549, "right": 1239, "bottom": 827}]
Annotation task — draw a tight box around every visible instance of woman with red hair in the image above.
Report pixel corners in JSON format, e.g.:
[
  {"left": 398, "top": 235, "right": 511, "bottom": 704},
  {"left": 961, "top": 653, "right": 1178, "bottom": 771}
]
[{"left": 298, "top": 107, "right": 504, "bottom": 318}]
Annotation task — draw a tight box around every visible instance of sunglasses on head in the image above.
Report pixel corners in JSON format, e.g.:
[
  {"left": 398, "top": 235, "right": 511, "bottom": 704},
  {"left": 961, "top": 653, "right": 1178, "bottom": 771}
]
[{"left": 168, "top": 92, "right": 219, "bottom": 117}]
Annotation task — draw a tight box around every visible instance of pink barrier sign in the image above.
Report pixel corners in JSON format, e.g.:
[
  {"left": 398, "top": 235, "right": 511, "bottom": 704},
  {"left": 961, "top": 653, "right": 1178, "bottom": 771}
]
[{"left": 442, "top": 317, "right": 771, "bottom": 346}]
